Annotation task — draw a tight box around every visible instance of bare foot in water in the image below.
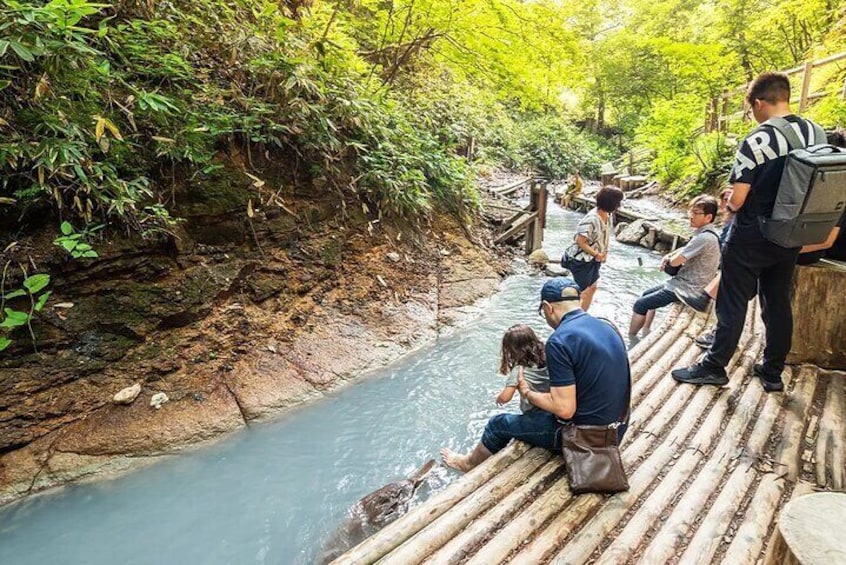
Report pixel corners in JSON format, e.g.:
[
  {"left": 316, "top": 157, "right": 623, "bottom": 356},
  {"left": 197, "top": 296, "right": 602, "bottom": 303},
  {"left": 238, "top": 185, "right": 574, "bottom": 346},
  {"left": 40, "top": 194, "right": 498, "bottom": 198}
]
[{"left": 440, "top": 448, "right": 473, "bottom": 472}]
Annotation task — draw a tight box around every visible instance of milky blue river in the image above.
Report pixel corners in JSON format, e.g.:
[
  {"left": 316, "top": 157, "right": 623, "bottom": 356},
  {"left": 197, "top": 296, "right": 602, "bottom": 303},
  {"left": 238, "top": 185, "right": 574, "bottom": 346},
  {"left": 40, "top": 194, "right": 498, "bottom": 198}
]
[{"left": 0, "top": 202, "right": 668, "bottom": 564}]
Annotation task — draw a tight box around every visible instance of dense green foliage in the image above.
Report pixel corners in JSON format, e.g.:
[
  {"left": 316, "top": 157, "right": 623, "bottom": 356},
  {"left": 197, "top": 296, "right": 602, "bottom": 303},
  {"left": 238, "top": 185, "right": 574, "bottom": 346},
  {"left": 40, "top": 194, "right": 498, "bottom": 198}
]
[
  {"left": 0, "top": 0, "right": 615, "bottom": 230},
  {"left": 0, "top": 0, "right": 844, "bottom": 229},
  {"left": 582, "top": 0, "right": 845, "bottom": 195}
]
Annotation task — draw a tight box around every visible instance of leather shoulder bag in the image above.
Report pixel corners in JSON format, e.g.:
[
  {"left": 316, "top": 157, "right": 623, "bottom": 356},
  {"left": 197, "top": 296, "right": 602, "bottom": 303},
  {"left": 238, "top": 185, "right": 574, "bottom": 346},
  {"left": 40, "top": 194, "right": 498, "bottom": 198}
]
[{"left": 559, "top": 318, "right": 631, "bottom": 495}]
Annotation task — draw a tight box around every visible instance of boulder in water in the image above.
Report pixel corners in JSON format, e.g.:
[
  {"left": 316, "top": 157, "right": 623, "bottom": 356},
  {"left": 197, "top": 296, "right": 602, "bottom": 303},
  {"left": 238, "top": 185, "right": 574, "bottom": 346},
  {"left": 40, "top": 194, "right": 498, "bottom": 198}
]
[
  {"left": 319, "top": 459, "right": 437, "bottom": 563},
  {"left": 614, "top": 222, "right": 630, "bottom": 237},
  {"left": 528, "top": 249, "right": 549, "bottom": 266},
  {"left": 616, "top": 219, "right": 647, "bottom": 244},
  {"left": 113, "top": 383, "right": 141, "bottom": 405},
  {"left": 545, "top": 263, "right": 569, "bottom": 276}
]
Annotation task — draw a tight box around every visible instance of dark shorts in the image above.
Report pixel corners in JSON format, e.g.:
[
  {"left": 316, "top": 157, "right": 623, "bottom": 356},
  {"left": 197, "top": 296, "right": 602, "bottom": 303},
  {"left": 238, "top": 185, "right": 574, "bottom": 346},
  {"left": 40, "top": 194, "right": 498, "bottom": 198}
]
[
  {"left": 480, "top": 409, "right": 628, "bottom": 454},
  {"left": 567, "top": 259, "right": 601, "bottom": 291},
  {"left": 633, "top": 284, "right": 678, "bottom": 315}
]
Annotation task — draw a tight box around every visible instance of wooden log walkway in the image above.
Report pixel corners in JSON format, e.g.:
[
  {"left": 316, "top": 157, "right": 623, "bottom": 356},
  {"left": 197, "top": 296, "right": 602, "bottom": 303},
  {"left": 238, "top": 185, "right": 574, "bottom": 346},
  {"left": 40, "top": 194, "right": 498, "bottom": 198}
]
[{"left": 333, "top": 303, "right": 846, "bottom": 564}]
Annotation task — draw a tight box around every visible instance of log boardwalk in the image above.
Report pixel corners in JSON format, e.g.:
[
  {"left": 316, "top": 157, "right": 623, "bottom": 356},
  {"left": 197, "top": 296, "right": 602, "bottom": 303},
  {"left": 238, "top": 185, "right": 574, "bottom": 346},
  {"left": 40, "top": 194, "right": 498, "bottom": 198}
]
[{"left": 332, "top": 304, "right": 846, "bottom": 564}]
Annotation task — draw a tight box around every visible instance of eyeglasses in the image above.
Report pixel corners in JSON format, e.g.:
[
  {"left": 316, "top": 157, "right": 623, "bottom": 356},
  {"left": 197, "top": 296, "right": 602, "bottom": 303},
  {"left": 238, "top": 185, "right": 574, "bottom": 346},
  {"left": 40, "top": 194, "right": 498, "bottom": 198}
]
[{"left": 688, "top": 210, "right": 706, "bottom": 217}]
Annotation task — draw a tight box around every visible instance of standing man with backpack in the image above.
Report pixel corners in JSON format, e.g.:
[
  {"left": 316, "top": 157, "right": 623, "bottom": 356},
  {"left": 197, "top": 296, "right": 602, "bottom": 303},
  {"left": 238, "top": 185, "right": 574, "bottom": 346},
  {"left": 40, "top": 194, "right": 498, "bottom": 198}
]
[{"left": 672, "top": 72, "right": 835, "bottom": 392}]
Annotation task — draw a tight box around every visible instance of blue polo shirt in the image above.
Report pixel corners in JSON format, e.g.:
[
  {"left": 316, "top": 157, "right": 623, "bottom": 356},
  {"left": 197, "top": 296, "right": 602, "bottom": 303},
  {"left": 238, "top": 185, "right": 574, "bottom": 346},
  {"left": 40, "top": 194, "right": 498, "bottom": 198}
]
[{"left": 545, "top": 309, "right": 629, "bottom": 434}]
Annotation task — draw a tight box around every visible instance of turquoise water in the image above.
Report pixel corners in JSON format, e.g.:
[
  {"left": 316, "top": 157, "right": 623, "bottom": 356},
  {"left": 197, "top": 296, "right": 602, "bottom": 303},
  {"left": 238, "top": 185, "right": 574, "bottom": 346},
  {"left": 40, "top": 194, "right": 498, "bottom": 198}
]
[{"left": 0, "top": 204, "right": 666, "bottom": 565}]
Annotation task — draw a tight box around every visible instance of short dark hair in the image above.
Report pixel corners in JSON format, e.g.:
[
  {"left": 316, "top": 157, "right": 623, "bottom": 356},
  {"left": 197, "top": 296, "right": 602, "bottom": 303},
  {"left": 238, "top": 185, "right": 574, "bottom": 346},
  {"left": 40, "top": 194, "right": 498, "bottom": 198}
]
[
  {"left": 595, "top": 186, "right": 624, "bottom": 212},
  {"left": 827, "top": 128, "right": 846, "bottom": 148},
  {"left": 691, "top": 195, "right": 718, "bottom": 222},
  {"left": 745, "top": 73, "right": 790, "bottom": 106}
]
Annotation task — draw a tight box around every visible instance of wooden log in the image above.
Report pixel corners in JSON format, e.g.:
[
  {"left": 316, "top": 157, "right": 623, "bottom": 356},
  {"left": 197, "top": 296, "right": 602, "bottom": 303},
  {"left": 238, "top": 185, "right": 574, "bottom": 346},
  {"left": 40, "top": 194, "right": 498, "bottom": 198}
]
[
  {"left": 627, "top": 305, "right": 684, "bottom": 365},
  {"left": 631, "top": 315, "right": 709, "bottom": 404},
  {"left": 815, "top": 371, "right": 845, "bottom": 489},
  {"left": 630, "top": 310, "right": 697, "bottom": 382},
  {"left": 787, "top": 262, "right": 846, "bottom": 368},
  {"left": 420, "top": 458, "right": 564, "bottom": 565},
  {"left": 550, "top": 336, "right": 761, "bottom": 565},
  {"left": 379, "top": 448, "right": 553, "bottom": 564},
  {"left": 774, "top": 366, "right": 819, "bottom": 480},
  {"left": 494, "top": 211, "right": 538, "bottom": 244},
  {"left": 637, "top": 352, "right": 777, "bottom": 564},
  {"left": 798, "top": 61, "right": 814, "bottom": 114},
  {"left": 603, "top": 341, "right": 764, "bottom": 564},
  {"left": 463, "top": 475, "right": 575, "bottom": 565},
  {"left": 491, "top": 179, "right": 530, "bottom": 196},
  {"left": 763, "top": 493, "right": 846, "bottom": 565},
  {"left": 523, "top": 383, "right": 724, "bottom": 565},
  {"left": 600, "top": 172, "right": 617, "bottom": 186},
  {"left": 721, "top": 473, "right": 787, "bottom": 564},
  {"left": 331, "top": 442, "right": 530, "bottom": 565}
]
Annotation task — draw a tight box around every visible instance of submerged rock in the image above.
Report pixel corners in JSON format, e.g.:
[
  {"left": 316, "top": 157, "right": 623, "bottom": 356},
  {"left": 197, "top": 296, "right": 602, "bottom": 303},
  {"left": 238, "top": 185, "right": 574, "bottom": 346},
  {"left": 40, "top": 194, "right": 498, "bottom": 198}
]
[
  {"left": 113, "top": 384, "right": 142, "bottom": 405},
  {"left": 528, "top": 249, "right": 549, "bottom": 266},
  {"left": 616, "top": 219, "right": 647, "bottom": 244},
  {"left": 150, "top": 393, "right": 169, "bottom": 409}
]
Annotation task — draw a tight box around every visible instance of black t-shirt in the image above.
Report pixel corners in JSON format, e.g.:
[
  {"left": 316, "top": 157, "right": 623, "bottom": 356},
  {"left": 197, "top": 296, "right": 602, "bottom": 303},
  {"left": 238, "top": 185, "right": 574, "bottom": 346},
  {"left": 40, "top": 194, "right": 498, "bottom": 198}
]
[
  {"left": 826, "top": 213, "right": 846, "bottom": 260},
  {"left": 728, "top": 115, "right": 824, "bottom": 242}
]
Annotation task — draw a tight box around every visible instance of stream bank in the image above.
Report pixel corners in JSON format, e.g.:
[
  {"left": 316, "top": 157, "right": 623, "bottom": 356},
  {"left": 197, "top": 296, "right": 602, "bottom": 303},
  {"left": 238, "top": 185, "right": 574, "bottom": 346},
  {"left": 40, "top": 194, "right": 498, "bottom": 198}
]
[{"left": 0, "top": 185, "right": 510, "bottom": 507}]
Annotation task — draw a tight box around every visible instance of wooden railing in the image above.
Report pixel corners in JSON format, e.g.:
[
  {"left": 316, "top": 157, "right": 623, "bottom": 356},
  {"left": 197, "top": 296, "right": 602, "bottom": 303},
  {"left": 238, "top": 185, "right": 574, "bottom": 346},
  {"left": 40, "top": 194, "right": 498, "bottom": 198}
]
[
  {"left": 487, "top": 179, "right": 548, "bottom": 254},
  {"left": 705, "top": 51, "right": 846, "bottom": 133}
]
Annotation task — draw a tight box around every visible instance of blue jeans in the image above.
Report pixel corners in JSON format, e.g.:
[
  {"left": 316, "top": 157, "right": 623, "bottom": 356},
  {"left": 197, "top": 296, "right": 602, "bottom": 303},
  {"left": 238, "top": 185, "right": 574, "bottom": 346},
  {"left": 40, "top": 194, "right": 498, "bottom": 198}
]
[
  {"left": 481, "top": 410, "right": 560, "bottom": 453},
  {"left": 633, "top": 284, "right": 678, "bottom": 316}
]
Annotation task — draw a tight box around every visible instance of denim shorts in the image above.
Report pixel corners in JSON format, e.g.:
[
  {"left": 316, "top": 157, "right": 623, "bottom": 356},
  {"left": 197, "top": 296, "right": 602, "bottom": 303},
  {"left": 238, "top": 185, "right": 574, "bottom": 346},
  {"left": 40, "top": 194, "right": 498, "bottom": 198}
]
[
  {"left": 480, "top": 410, "right": 560, "bottom": 453},
  {"left": 632, "top": 284, "right": 678, "bottom": 315}
]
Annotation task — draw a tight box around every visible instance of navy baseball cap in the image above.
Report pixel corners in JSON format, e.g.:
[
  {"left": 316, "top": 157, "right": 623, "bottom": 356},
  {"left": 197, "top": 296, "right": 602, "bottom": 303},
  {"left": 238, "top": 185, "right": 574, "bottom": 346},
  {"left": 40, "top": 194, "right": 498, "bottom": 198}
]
[{"left": 539, "top": 277, "right": 581, "bottom": 313}]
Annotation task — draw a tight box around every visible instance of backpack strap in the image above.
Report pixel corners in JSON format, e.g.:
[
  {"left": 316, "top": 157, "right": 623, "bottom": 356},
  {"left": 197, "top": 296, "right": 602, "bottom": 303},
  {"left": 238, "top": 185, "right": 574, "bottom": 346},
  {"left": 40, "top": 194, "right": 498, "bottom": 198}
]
[
  {"left": 766, "top": 116, "right": 806, "bottom": 150},
  {"left": 810, "top": 121, "right": 827, "bottom": 146},
  {"left": 766, "top": 116, "right": 827, "bottom": 150}
]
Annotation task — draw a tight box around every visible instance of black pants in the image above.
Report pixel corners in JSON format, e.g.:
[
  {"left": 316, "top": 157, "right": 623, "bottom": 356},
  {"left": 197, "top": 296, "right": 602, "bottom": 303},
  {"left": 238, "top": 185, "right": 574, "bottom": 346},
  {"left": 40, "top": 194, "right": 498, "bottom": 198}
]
[{"left": 702, "top": 235, "right": 799, "bottom": 377}]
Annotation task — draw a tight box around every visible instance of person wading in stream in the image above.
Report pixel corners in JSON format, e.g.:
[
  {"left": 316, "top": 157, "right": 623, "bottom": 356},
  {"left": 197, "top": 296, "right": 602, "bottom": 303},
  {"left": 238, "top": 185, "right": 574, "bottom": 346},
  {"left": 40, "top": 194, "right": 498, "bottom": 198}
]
[
  {"left": 440, "top": 278, "right": 629, "bottom": 472},
  {"left": 673, "top": 72, "right": 826, "bottom": 392},
  {"left": 561, "top": 186, "right": 625, "bottom": 311}
]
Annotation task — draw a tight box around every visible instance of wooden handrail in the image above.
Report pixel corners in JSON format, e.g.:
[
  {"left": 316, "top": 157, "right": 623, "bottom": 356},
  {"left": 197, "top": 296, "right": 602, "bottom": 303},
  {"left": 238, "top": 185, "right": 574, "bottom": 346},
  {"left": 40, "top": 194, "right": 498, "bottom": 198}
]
[{"left": 706, "top": 50, "right": 846, "bottom": 132}]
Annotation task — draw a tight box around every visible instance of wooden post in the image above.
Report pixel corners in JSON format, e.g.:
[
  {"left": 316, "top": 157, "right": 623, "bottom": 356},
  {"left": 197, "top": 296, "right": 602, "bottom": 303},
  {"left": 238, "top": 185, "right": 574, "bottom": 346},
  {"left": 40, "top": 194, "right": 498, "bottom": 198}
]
[
  {"left": 711, "top": 96, "right": 719, "bottom": 132},
  {"left": 787, "top": 261, "right": 846, "bottom": 369},
  {"left": 537, "top": 182, "right": 548, "bottom": 229},
  {"left": 628, "top": 151, "right": 634, "bottom": 175},
  {"left": 798, "top": 61, "right": 814, "bottom": 114}
]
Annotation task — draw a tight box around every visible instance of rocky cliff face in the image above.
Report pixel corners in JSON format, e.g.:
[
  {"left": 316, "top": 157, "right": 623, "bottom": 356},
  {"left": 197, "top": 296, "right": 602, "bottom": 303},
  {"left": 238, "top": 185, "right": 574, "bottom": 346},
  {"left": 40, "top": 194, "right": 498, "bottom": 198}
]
[{"left": 0, "top": 190, "right": 507, "bottom": 506}]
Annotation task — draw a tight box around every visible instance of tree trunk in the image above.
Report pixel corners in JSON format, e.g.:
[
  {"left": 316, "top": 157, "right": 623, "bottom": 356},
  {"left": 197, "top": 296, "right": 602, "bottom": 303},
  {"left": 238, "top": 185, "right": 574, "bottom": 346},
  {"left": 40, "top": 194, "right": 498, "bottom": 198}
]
[
  {"left": 764, "top": 493, "right": 846, "bottom": 565},
  {"left": 787, "top": 262, "right": 846, "bottom": 368}
]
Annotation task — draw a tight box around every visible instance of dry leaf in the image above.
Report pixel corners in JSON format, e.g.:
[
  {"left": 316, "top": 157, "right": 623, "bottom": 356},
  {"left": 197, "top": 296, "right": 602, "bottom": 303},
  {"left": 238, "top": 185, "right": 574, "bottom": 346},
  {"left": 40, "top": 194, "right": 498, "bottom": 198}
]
[{"left": 247, "top": 199, "right": 254, "bottom": 218}]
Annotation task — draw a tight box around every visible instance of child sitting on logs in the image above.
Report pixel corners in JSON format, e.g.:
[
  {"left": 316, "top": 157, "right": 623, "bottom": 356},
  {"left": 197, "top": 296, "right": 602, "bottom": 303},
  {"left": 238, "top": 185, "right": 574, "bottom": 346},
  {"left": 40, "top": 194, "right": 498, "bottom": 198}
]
[
  {"left": 493, "top": 324, "right": 550, "bottom": 413},
  {"left": 441, "top": 323, "right": 549, "bottom": 471}
]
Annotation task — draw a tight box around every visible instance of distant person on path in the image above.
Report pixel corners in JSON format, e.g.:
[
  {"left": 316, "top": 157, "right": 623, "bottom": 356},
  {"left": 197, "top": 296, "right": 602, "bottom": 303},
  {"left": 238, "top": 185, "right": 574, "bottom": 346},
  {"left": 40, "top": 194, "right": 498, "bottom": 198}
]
[
  {"left": 628, "top": 195, "right": 721, "bottom": 343},
  {"left": 492, "top": 324, "right": 550, "bottom": 413},
  {"left": 440, "top": 278, "right": 629, "bottom": 472},
  {"left": 562, "top": 169, "right": 583, "bottom": 206},
  {"left": 562, "top": 186, "right": 624, "bottom": 311},
  {"left": 673, "top": 72, "right": 826, "bottom": 392}
]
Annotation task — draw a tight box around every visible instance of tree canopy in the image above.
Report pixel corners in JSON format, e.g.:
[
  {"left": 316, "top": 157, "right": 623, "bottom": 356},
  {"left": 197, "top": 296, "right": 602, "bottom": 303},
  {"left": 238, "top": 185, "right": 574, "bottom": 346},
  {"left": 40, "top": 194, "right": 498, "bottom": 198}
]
[{"left": 1, "top": 0, "right": 844, "bottom": 229}]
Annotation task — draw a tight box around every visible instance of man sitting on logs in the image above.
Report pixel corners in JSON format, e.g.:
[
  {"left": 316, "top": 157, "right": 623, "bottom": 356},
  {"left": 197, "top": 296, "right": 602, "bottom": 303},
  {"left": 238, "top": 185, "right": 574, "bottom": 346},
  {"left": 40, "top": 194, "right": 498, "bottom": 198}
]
[
  {"left": 440, "top": 278, "right": 629, "bottom": 472},
  {"left": 628, "top": 195, "right": 721, "bottom": 345}
]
